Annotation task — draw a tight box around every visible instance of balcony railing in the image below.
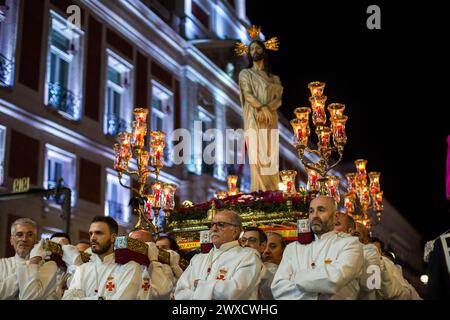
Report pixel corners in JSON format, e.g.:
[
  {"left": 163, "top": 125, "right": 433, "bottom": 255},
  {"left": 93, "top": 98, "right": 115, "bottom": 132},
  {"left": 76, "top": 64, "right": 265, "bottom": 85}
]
[
  {"left": 106, "top": 113, "right": 128, "bottom": 136},
  {"left": 47, "top": 82, "right": 80, "bottom": 119},
  {"left": 107, "top": 200, "right": 128, "bottom": 223},
  {"left": 0, "top": 53, "right": 14, "bottom": 87}
]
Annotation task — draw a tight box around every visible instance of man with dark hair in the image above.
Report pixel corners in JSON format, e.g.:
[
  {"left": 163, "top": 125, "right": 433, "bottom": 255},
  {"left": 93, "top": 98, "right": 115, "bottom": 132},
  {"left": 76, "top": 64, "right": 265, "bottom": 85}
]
[
  {"left": 240, "top": 226, "right": 267, "bottom": 254},
  {"left": 0, "top": 218, "right": 58, "bottom": 299},
  {"left": 175, "top": 210, "right": 263, "bottom": 299},
  {"left": 156, "top": 235, "right": 180, "bottom": 252},
  {"left": 272, "top": 196, "right": 364, "bottom": 299},
  {"left": 63, "top": 216, "right": 141, "bottom": 300}
]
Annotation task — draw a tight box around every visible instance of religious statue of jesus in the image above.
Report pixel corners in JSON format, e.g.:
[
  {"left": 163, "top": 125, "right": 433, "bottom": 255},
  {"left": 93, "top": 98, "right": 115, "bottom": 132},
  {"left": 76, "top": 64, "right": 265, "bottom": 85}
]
[{"left": 236, "top": 26, "right": 283, "bottom": 192}]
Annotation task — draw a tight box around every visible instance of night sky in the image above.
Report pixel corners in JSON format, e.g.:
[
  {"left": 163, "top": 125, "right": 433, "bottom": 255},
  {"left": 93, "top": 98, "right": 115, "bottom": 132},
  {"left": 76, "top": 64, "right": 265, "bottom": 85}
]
[{"left": 246, "top": 1, "right": 450, "bottom": 240}]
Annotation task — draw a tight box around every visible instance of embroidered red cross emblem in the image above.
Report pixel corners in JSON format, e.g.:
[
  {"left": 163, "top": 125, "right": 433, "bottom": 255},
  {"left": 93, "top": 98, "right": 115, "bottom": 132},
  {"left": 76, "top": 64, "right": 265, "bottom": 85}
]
[
  {"left": 142, "top": 282, "right": 150, "bottom": 291},
  {"left": 216, "top": 274, "right": 225, "bottom": 280},
  {"left": 106, "top": 281, "right": 115, "bottom": 291}
]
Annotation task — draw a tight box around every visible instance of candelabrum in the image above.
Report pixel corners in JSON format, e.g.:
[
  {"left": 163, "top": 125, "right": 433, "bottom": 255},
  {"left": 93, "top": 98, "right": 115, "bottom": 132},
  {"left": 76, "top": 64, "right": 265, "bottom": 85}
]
[
  {"left": 113, "top": 108, "right": 176, "bottom": 233},
  {"left": 290, "top": 81, "right": 348, "bottom": 198},
  {"left": 343, "top": 159, "right": 383, "bottom": 227}
]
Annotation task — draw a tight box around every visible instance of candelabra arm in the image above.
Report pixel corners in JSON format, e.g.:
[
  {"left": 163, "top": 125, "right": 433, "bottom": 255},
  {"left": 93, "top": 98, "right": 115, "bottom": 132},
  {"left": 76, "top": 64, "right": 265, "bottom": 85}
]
[
  {"left": 118, "top": 174, "right": 140, "bottom": 195},
  {"left": 326, "top": 148, "right": 344, "bottom": 172}
]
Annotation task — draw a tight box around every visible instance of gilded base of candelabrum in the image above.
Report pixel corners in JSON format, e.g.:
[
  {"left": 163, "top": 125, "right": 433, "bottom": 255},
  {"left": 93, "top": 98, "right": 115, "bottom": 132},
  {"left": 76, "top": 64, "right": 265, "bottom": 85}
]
[{"left": 131, "top": 196, "right": 157, "bottom": 234}]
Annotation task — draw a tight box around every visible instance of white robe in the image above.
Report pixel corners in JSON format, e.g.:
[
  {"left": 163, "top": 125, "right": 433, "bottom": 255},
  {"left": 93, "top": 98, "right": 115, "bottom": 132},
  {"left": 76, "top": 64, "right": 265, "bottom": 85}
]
[
  {"left": 62, "top": 252, "right": 141, "bottom": 300},
  {"left": 271, "top": 231, "right": 364, "bottom": 300},
  {"left": 259, "top": 261, "right": 278, "bottom": 300},
  {"left": 0, "top": 255, "right": 57, "bottom": 300},
  {"left": 55, "top": 244, "right": 84, "bottom": 299},
  {"left": 137, "top": 262, "right": 176, "bottom": 300},
  {"left": 357, "top": 243, "right": 381, "bottom": 300},
  {"left": 378, "top": 256, "right": 422, "bottom": 300},
  {"left": 174, "top": 240, "right": 263, "bottom": 300}
]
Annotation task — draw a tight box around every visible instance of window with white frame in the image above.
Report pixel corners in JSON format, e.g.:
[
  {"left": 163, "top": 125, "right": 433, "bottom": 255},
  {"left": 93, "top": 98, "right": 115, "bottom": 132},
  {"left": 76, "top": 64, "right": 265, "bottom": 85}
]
[
  {"left": 44, "top": 144, "right": 76, "bottom": 207},
  {"left": 105, "top": 170, "right": 130, "bottom": 225},
  {"left": 0, "top": 125, "right": 6, "bottom": 185},
  {"left": 151, "top": 81, "right": 173, "bottom": 166},
  {"left": 45, "top": 10, "right": 84, "bottom": 120},
  {"left": 104, "top": 49, "right": 133, "bottom": 136},
  {"left": 197, "top": 105, "right": 215, "bottom": 175},
  {"left": 0, "top": 0, "right": 19, "bottom": 87}
]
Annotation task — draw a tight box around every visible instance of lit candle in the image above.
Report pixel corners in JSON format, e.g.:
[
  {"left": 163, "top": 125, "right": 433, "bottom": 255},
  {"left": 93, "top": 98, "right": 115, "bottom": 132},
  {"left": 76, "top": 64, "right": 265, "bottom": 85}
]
[
  {"left": 307, "top": 81, "right": 326, "bottom": 97},
  {"left": 134, "top": 108, "right": 148, "bottom": 123}
]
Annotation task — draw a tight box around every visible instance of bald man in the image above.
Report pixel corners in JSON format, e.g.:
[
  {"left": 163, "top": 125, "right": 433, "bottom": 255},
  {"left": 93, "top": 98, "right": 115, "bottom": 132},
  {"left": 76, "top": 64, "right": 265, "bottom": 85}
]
[
  {"left": 272, "top": 196, "right": 364, "bottom": 300},
  {"left": 334, "top": 213, "right": 356, "bottom": 234},
  {"left": 175, "top": 210, "right": 264, "bottom": 300},
  {"left": 128, "top": 229, "right": 180, "bottom": 300}
]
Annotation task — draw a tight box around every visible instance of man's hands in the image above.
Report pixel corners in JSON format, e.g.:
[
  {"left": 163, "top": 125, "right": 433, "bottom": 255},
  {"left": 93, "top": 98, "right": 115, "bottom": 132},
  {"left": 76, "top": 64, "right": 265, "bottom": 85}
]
[{"left": 257, "top": 106, "right": 273, "bottom": 126}]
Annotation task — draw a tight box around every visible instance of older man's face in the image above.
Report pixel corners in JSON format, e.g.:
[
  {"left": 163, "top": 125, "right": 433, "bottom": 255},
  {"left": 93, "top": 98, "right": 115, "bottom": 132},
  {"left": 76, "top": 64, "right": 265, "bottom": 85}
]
[
  {"left": 262, "top": 234, "right": 284, "bottom": 265},
  {"left": 10, "top": 224, "right": 38, "bottom": 259},
  {"left": 334, "top": 213, "right": 350, "bottom": 233},
  {"left": 209, "top": 212, "right": 240, "bottom": 249},
  {"left": 309, "top": 196, "right": 337, "bottom": 236}
]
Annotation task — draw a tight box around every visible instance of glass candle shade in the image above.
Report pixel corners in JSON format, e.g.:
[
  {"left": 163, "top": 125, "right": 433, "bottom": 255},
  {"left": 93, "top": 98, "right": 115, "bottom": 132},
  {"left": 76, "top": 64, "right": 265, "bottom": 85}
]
[
  {"left": 162, "top": 183, "right": 177, "bottom": 210},
  {"left": 331, "top": 115, "right": 348, "bottom": 146},
  {"left": 227, "top": 175, "right": 238, "bottom": 191},
  {"left": 117, "top": 132, "right": 132, "bottom": 148},
  {"left": 228, "top": 188, "right": 239, "bottom": 196},
  {"left": 369, "top": 172, "right": 381, "bottom": 194},
  {"left": 357, "top": 185, "right": 371, "bottom": 209},
  {"left": 373, "top": 191, "right": 383, "bottom": 212},
  {"left": 316, "top": 125, "right": 332, "bottom": 150},
  {"left": 310, "top": 95, "right": 327, "bottom": 126},
  {"left": 326, "top": 175, "right": 340, "bottom": 204},
  {"left": 344, "top": 193, "right": 356, "bottom": 215},
  {"left": 355, "top": 159, "right": 368, "bottom": 182},
  {"left": 308, "top": 81, "right": 326, "bottom": 97},
  {"left": 151, "top": 182, "right": 163, "bottom": 208},
  {"left": 113, "top": 143, "right": 130, "bottom": 171},
  {"left": 345, "top": 173, "right": 357, "bottom": 195},
  {"left": 150, "top": 140, "right": 166, "bottom": 168},
  {"left": 290, "top": 118, "right": 310, "bottom": 147},
  {"left": 145, "top": 194, "right": 155, "bottom": 220},
  {"left": 294, "top": 107, "right": 311, "bottom": 121},
  {"left": 327, "top": 103, "right": 345, "bottom": 119},
  {"left": 131, "top": 121, "right": 147, "bottom": 149},
  {"left": 280, "top": 170, "right": 297, "bottom": 194},
  {"left": 133, "top": 108, "right": 148, "bottom": 123},
  {"left": 306, "top": 168, "right": 319, "bottom": 193}
]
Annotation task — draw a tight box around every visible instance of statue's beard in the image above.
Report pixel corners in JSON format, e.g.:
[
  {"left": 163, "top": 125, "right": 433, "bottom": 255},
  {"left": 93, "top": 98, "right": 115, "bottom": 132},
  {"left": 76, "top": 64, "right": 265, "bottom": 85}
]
[{"left": 252, "top": 53, "right": 264, "bottom": 62}]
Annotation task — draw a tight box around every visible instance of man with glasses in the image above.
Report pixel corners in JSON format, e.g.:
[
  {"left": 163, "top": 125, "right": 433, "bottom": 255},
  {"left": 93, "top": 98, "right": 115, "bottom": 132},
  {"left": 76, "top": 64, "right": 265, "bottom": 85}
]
[
  {"left": 0, "top": 218, "right": 58, "bottom": 299},
  {"left": 174, "top": 210, "right": 264, "bottom": 299}
]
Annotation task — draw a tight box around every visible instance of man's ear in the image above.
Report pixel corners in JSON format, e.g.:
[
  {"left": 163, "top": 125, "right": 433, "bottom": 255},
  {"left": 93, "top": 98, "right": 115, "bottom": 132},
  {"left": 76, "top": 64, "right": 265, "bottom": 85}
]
[
  {"left": 111, "top": 233, "right": 117, "bottom": 244},
  {"left": 10, "top": 236, "right": 14, "bottom": 248}
]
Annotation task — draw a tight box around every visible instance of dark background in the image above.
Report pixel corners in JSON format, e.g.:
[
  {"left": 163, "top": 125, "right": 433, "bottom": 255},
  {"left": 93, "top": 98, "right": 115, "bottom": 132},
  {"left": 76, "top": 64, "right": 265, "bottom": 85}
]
[{"left": 246, "top": 1, "right": 450, "bottom": 240}]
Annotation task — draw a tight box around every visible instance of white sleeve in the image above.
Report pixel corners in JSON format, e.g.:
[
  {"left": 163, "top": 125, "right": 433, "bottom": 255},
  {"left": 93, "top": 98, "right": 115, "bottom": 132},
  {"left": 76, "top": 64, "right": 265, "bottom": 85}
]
[
  {"left": 61, "top": 245, "right": 83, "bottom": 266},
  {"left": 293, "top": 238, "right": 363, "bottom": 295},
  {"left": 0, "top": 261, "right": 18, "bottom": 299},
  {"left": 17, "top": 261, "right": 58, "bottom": 300},
  {"left": 271, "top": 244, "right": 306, "bottom": 300},
  {"left": 62, "top": 266, "right": 93, "bottom": 300},
  {"left": 174, "top": 257, "right": 197, "bottom": 300},
  {"left": 380, "top": 258, "right": 415, "bottom": 300},
  {"left": 359, "top": 245, "right": 381, "bottom": 294},
  {"left": 193, "top": 251, "right": 263, "bottom": 300},
  {"left": 148, "top": 261, "right": 175, "bottom": 299}
]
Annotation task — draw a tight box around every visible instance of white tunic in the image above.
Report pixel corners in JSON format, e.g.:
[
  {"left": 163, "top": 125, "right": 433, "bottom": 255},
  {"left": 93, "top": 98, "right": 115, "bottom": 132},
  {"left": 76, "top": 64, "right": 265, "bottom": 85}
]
[
  {"left": 55, "top": 244, "right": 84, "bottom": 299},
  {"left": 271, "top": 231, "right": 364, "bottom": 300},
  {"left": 0, "top": 255, "right": 57, "bottom": 300},
  {"left": 259, "top": 261, "right": 278, "bottom": 300},
  {"left": 62, "top": 252, "right": 141, "bottom": 300},
  {"left": 357, "top": 243, "right": 381, "bottom": 300},
  {"left": 174, "top": 240, "right": 264, "bottom": 300},
  {"left": 137, "top": 262, "right": 176, "bottom": 300},
  {"left": 378, "top": 256, "right": 421, "bottom": 300}
]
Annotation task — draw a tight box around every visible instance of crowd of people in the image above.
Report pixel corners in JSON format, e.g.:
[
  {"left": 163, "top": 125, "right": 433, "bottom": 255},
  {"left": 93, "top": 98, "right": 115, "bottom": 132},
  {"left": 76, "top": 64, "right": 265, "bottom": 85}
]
[{"left": 0, "top": 195, "right": 426, "bottom": 300}]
